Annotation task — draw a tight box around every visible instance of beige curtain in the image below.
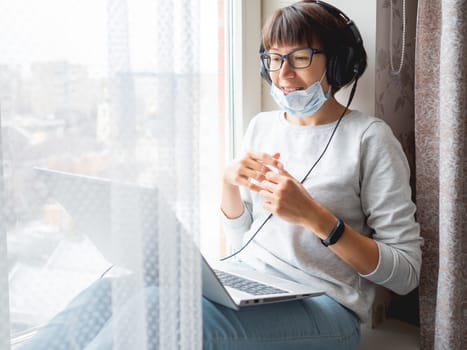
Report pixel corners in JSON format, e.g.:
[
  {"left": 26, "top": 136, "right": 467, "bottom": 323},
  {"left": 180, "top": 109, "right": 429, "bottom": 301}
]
[{"left": 414, "top": 0, "right": 467, "bottom": 349}]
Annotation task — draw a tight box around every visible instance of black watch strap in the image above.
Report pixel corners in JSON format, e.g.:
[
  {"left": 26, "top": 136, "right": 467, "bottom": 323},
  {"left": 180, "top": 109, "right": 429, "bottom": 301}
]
[{"left": 321, "top": 218, "right": 345, "bottom": 247}]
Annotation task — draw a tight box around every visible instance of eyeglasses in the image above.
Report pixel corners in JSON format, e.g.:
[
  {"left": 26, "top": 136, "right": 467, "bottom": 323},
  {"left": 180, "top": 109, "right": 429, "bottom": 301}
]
[{"left": 260, "top": 48, "right": 324, "bottom": 72}]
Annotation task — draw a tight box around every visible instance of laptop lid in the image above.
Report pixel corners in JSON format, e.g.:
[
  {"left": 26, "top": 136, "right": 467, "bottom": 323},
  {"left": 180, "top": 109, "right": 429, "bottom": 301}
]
[{"left": 35, "top": 167, "right": 160, "bottom": 269}]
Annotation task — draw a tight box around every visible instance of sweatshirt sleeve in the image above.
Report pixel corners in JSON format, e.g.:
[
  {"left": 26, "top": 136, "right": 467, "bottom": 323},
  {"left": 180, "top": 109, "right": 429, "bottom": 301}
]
[
  {"left": 358, "top": 121, "right": 423, "bottom": 295},
  {"left": 221, "top": 199, "right": 253, "bottom": 250}
]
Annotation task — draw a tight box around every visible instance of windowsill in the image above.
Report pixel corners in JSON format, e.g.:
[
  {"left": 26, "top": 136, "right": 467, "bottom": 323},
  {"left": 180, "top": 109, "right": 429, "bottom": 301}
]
[{"left": 11, "top": 327, "right": 39, "bottom": 349}]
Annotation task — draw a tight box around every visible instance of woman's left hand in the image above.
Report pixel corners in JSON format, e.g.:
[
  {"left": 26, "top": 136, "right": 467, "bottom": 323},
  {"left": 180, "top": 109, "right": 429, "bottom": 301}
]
[
  {"left": 260, "top": 157, "right": 380, "bottom": 275},
  {"left": 258, "top": 163, "right": 316, "bottom": 226}
]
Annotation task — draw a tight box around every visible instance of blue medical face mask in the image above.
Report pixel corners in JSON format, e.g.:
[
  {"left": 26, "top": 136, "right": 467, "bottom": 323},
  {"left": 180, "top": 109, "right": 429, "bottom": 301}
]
[{"left": 270, "top": 72, "right": 330, "bottom": 118}]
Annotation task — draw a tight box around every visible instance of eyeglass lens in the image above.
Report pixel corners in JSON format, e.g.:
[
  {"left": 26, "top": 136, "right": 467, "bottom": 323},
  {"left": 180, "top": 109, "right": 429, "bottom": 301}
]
[{"left": 262, "top": 49, "right": 314, "bottom": 71}]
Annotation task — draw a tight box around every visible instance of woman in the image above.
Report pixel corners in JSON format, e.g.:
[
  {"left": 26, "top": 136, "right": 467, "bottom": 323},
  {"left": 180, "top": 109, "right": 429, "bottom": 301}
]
[
  {"left": 20, "top": 1, "right": 421, "bottom": 349},
  {"left": 218, "top": 0, "right": 421, "bottom": 349}
]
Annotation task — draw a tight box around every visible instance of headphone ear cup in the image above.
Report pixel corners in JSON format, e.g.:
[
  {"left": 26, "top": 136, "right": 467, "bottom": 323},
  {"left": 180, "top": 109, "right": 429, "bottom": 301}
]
[
  {"left": 327, "top": 46, "right": 358, "bottom": 89},
  {"left": 326, "top": 54, "right": 340, "bottom": 88}
]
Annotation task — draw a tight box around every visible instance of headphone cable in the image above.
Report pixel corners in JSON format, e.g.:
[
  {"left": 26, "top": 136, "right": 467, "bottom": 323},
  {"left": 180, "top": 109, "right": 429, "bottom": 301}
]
[{"left": 220, "top": 79, "right": 358, "bottom": 261}]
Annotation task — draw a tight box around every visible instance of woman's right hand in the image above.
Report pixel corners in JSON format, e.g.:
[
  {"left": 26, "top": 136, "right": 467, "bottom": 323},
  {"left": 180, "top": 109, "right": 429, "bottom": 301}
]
[
  {"left": 223, "top": 152, "right": 282, "bottom": 192},
  {"left": 221, "top": 152, "right": 282, "bottom": 219}
]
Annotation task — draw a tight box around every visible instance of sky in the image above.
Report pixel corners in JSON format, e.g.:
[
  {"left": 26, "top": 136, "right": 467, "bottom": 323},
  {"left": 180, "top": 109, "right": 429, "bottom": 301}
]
[
  {"left": 0, "top": 0, "right": 107, "bottom": 67},
  {"left": 0, "top": 0, "right": 219, "bottom": 76}
]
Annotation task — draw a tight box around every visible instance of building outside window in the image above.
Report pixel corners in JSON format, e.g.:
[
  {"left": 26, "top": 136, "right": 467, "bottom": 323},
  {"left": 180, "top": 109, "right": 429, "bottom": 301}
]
[{"left": 0, "top": 0, "right": 233, "bottom": 345}]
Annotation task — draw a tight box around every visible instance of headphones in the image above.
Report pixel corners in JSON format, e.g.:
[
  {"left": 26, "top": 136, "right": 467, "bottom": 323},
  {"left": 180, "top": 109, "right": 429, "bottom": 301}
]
[{"left": 259, "top": 0, "right": 367, "bottom": 89}]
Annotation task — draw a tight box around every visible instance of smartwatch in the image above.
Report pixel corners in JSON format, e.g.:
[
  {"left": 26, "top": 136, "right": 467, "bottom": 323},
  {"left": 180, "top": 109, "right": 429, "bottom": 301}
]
[{"left": 321, "top": 218, "right": 345, "bottom": 247}]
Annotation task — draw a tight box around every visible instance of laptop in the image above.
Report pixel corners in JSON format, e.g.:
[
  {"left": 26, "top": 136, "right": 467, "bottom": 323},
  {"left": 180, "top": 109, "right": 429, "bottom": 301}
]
[
  {"left": 202, "top": 256, "right": 323, "bottom": 310},
  {"left": 35, "top": 167, "right": 324, "bottom": 310}
]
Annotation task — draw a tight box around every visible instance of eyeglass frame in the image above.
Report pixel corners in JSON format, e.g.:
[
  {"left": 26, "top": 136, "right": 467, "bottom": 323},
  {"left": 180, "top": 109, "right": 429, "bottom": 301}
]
[{"left": 260, "top": 47, "right": 324, "bottom": 72}]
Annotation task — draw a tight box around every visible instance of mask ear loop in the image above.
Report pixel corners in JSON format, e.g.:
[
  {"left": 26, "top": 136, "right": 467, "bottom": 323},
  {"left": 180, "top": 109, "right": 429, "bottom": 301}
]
[
  {"left": 220, "top": 79, "right": 359, "bottom": 262},
  {"left": 319, "top": 70, "right": 332, "bottom": 98}
]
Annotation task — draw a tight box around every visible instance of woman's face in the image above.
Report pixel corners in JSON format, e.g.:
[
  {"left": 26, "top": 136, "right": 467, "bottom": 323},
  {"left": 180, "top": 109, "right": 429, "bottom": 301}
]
[{"left": 268, "top": 44, "right": 329, "bottom": 95}]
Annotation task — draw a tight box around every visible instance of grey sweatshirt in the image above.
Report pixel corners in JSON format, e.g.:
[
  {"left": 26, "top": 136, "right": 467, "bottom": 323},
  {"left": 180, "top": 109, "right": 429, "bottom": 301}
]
[{"left": 222, "top": 110, "right": 423, "bottom": 322}]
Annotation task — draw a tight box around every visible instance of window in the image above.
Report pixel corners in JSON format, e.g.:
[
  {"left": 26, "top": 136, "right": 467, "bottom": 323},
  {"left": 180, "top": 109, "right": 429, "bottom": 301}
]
[{"left": 1, "top": 0, "right": 226, "bottom": 342}]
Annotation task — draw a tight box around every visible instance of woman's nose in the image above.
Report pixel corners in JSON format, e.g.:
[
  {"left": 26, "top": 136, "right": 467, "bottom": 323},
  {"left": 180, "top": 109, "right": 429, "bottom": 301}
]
[{"left": 279, "top": 59, "right": 295, "bottom": 79}]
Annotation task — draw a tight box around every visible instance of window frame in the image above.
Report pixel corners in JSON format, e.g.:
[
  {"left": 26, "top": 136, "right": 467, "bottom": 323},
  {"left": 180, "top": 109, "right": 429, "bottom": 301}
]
[{"left": 225, "top": 0, "right": 262, "bottom": 159}]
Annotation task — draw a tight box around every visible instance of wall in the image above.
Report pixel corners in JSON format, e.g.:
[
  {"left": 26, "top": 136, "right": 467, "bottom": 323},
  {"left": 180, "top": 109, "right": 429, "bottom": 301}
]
[
  {"left": 375, "top": 0, "right": 419, "bottom": 325},
  {"left": 375, "top": 0, "right": 417, "bottom": 183}
]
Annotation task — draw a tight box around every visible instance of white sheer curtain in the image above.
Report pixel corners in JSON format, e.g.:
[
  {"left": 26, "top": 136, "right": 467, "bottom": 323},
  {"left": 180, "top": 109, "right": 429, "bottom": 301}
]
[{"left": 0, "top": 0, "right": 210, "bottom": 348}]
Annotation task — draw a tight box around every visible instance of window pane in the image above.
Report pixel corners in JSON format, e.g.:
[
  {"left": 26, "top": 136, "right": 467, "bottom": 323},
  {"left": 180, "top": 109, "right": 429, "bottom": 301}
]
[{"left": 1, "top": 0, "right": 226, "bottom": 339}]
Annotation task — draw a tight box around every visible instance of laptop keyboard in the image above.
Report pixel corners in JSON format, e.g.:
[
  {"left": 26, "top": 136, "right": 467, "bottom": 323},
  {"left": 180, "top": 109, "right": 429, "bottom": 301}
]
[{"left": 214, "top": 270, "right": 287, "bottom": 295}]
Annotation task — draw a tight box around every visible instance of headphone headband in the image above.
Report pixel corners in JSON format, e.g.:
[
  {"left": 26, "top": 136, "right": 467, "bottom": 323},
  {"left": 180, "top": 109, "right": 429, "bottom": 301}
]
[
  {"left": 312, "top": 0, "right": 363, "bottom": 46},
  {"left": 314, "top": 0, "right": 351, "bottom": 23}
]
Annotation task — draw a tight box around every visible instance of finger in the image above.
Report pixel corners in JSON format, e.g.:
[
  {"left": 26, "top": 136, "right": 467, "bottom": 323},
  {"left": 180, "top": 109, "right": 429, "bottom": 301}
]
[
  {"left": 233, "top": 158, "right": 267, "bottom": 181},
  {"left": 260, "top": 179, "right": 279, "bottom": 193},
  {"left": 242, "top": 155, "right": 271, "bottom": 175},
  {"left": 241, "top": 168, "right": 267, "bottom": 182},
  {"left": 258, "top": 188, "right": 275, "bottom": 201},
  {"left": 248, "top": 182, "right": 265, "bottom": 193},
  {"left": 234, "top": 175, "right": 253, "bottom": 188},
  {"left": 265, "top": 162, "right": 293, "bottom": 179},
  {"left": 234, "top": 175, "right": 265, "bottom": 193},
  {"left": 264, "top": 170, "right": 286, "bottom": 184},
  {"left": 267, "top": 157, "right": 284, "bottom": 170},
  {"left": 249, "top": 152, "right": 283, "bottom": 170},
  {"left": 276, "top": 164, "right": 293, "bottom": 178}
]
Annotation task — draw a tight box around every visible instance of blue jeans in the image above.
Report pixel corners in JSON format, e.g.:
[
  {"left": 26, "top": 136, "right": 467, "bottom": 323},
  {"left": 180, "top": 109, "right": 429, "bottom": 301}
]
[{"left": 19, "top": 277, "right": 360, "bottom": 350}]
